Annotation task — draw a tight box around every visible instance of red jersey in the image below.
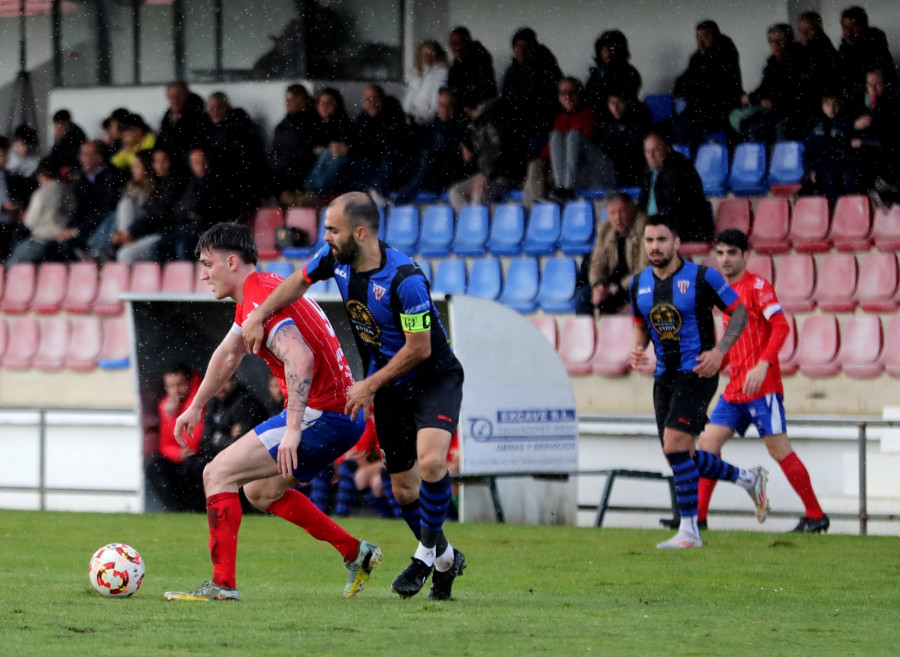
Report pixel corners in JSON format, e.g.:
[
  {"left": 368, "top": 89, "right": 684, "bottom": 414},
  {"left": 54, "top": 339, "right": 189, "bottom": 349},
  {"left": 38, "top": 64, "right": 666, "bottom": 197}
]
[
  {"left": 232, "top": 272, "right": 354, "bottom": 414},
  {"left": 156, "top": 371, "right": 204, "bottom": 463},
  {"left": 722, "top": 272, "right": 789, "bottom": 403}
]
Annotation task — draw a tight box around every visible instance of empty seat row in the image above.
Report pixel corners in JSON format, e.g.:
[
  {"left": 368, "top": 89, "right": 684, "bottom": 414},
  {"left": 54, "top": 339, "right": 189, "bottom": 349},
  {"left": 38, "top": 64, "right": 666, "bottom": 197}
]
[
  {"left": 0, "top": 261, "right": 210, "bottom": 317},
  {"left": 542, "top": 313, "right": 900, "bottom": 380},
  {"left": 0, "top": 315, "right": 131, "bottom": 371},
  {"left": 695, "top": 141, "right": 804, "bottom": 197}
]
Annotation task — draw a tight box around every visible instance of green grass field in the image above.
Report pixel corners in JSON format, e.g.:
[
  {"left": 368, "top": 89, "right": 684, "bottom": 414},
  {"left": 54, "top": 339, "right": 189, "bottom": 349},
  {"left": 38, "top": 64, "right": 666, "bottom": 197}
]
[{"left": 1, "top": 510, "right": 898, "bottom": 657}]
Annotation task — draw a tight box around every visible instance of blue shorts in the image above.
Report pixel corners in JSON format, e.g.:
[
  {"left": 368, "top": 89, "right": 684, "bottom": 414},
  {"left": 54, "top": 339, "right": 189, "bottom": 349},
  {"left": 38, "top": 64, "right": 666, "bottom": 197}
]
[
  {"left": 254, "top": 408, "right": 365, "bottom": 483},
  {"left": 708, "top": 393, "right": 786, "bottom": 438}
]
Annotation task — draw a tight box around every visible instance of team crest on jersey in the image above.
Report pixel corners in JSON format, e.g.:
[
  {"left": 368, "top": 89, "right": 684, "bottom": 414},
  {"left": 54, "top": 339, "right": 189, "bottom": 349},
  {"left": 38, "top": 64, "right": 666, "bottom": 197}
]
[
  {"left": 372, "top": 284, "right": 386, "bottom": 301},
  {"left": 649, "top": 302, "right": 682, "bottom": 340},
  {"left": 678, "top": 280, "right": 690, "bottom": 294},
  {"left": 346, "top": 299, "right": 382, "bottom": 346}
]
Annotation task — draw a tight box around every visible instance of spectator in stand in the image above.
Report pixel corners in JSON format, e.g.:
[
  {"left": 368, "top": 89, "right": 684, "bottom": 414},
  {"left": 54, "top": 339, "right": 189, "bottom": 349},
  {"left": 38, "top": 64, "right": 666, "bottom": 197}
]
[
  {"left": 302, "top": 87, "right": 353, "bottom": 198},
  {"left": 672, "top": 20, "right": 743, "bottom": 147},
  {"left": 204, "top": 91, "right": 266, "bottom": 217},
  {"left": 394, "top": 88, "right": 473, "bottom": 205},
  {"left": 7, "top": 124, "right": 40, "bottom": 179},
  {"left": 6, "top": 158, "right": 75, "bottom": 264},
  {"left": 99, "top": 108, "right": 131, "bottom": 160},
  {"left": 501, "top": 27, "right": 562, "bottom": 159},
  {"left": 597, "top": 92, "right": 652, "bottom": 188},
  {"left": 639, "top": 133, "right": 712, "bottom": 243},
  {"left": 403, "top": 40, "right": 450, "bottom": 125},
  {"left": 60, "top": 139, "right": 123, "bottom": 259},
  {"left": 577, "top": 191, "right": 648, "bottom": 315},
  {"left": 546, "top": 76, "right": 615, "bottom": 201},
  {"left": 796, "top": 12, "right": 839, "bottom": 112},
  {"left": 731, "top": 23, "right": 809, "bottom": 143},
  {"left": 157, "top": 81, "right": 210, "bottom": 168},
  {"left": 110, "top": 113, "right": 157, "bottom": 170},
  {"left": 838, "top": 5, "right": 897, "bottom": 102},
  {"left": 269, "top": 84, "right": 316, "bottom": 203},
  {"left": 447, "top": 26, "right": 497, "bottom": 117},
  {"left": 849, "top": 69, "right": 900, "bottom": 193},
  {"left": 583, "top": 30, "right": 642, "bottom": 120},
  {"left": 0, "top": 137, "right": 27, "bottom": 260},
  {"left": 448, "top": 98, "right": 526, "bottom": 213},
  {"left": 114, "top": 147, "right": 186, "bottom": 263},
  {"left": 47, "top": 109, "right": 86, "bottom": 178},
  {"left": 159, "top": 147, "right": 224, "bottom": 261},
  {"left": 145, "top": 363, "right": 205, "bottom": 512},
  {"left": 802, "top": 91, "right": 856, "bottom": 206}
]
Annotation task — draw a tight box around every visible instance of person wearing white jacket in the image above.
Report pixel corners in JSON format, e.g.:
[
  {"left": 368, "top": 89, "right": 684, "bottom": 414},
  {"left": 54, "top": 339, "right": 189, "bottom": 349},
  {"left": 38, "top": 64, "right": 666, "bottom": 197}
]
[{"left": 403, "top": 41, "right": 450, "bottom": 124}]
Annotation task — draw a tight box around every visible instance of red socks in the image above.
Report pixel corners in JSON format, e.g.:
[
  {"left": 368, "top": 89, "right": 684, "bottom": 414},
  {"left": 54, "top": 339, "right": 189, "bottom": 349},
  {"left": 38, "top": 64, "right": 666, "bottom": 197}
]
[
  {"left": 697, "top": 477, "right": 717, "bottom": 523},
  {"left": 779, "top": 451, "right": 825, "bottom": 519},
  {"left": 267, "top": 488, "right": 359, "bottom": 561},
  {"left": 207, "top": 492, "right": 242, "bottom": 589}
]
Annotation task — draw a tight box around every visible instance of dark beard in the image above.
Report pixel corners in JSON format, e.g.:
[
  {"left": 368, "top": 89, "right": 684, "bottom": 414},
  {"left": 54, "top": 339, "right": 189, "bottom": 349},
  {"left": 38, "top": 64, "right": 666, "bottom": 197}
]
[{"left": 333, "top": 237, "right": 359, "bottom": 265}]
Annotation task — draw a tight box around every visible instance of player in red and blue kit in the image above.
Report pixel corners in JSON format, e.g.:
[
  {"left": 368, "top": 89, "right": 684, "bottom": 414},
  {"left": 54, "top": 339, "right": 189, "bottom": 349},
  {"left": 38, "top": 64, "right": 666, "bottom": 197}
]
[
  {"left": 243, "top": 192, "right": 466, "bottom": 600},
  {"left": 164, "top": 222, "right": 382, "bottom": 602},
  {"left": 699, "top": 229, "right": 829, "bottom": 533},
  {"left": 630, "top": 214, "right": 770, "bottom": 548}
]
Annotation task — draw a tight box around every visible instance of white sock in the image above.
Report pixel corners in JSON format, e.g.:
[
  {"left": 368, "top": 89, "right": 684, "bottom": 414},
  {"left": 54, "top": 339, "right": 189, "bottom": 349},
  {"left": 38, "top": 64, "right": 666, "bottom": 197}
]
[
  {"left": 735, "top": 468, "right": 756, "bottom": 490},
  {"left": 433, "top": 543, "right": 455, "bottom": 573},
  {"left": 679, "top": 515, "right": 700, "bottom": 537},
  {"left": 414, "top": 543, "right": 436, "bottom": 567}
]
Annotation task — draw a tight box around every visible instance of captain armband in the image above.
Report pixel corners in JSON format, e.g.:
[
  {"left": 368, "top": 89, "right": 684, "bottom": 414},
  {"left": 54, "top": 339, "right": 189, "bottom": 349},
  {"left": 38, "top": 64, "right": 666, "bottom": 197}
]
[{"left": 400, "top": 310, "right": 431, "bottom": 332}]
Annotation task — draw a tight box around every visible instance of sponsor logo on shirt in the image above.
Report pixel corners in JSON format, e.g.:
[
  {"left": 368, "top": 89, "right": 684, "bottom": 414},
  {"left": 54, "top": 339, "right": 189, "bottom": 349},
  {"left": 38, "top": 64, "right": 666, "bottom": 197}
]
[
  {"left": 334, "top": 268, "right": 348, "bottom": 279},
  {"left": 649, "top": 302, "right": 682, "bottom": 340}
]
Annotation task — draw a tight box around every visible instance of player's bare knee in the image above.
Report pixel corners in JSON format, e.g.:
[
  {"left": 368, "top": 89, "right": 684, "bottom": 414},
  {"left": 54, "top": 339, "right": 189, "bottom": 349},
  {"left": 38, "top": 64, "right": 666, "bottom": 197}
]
[
  {"left": 417, "top": 454, "right": 447, "bottom": 481},
  {"left": 390, "top": 473, "right": 419, "bottom": 503},
  {"left": 242, "top": 482, "right": 272, "bottom": 510}
]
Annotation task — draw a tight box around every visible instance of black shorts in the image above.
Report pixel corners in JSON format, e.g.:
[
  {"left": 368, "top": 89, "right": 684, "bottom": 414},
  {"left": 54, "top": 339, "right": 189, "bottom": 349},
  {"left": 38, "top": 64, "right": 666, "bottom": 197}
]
[
  {"left": 373, "top": 356, "right": 464, "bottom": 474},
  {"left": 652, "top": 371, "right": 719, "bottom": 443}
]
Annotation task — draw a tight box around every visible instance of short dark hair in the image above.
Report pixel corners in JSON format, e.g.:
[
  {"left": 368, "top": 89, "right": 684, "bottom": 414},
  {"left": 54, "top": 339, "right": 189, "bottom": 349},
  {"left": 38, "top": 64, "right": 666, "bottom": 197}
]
[
  {"left": 195, "top": 222, "right": 259, "bottom": 265},
  {"left": 286, "top": 83, "right": 310, "bottom": 101},
  {"left": 512, "top": 27, "right": 537, "bottom": 47},
  {"left": 715, "top": 228, "right": 749, "bottom": 252},
  {"left": 841, "top": 6, "right": 869, "bottom": 28},
  {"left": 12, "top": 124, "right": 39, "bottom": 149},
  {"left": 0, "top": 135, "right": 9, "bottom": 151},
  {"left": 605, "top": 191, "right": 635, "bottom": 207},
  {"left": 645, "top": 212, "right": 678, "bottom": 237},
  {"left": 696, "top": 20, "right": 720, "bottom": 36},
  {"left": 52, "top": 109, "right": 72, "bottom": 124},
  {"left": 342, "top": 195, "right": 380, "bottom": 232},
  {"left": 450, "top": 26, "right": 471, "bottom": 40},
  {"left": 37, "top": 157, "right": 59, "bottom": 180},
  {"left": 559, "top": 76, "right": 583, "bottom": 94},
  {"left": 164, "top": 363, "right": 193, "bottom": 381}
]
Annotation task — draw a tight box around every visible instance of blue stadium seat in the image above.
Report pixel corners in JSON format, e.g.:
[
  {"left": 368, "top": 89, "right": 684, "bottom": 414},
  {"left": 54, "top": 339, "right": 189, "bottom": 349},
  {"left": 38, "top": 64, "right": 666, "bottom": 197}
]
[
  {"left": 575, "top": 189, "right": 609, "bottom": 201},
  {"left": 431, "top": 259, "right": 467, "bottom": 295},
  {"left": 265, "top": 261, "right": 295, "bottom": 278},
  {"left": 523, "top": 202, "right": 561, "bottom": 255},
  {"left": 694, "top": 143, "right": 729, "bottom": 196},
  {"left": 487, "top": 204, "right": 525, "bottom": 256},
  {"left": 768, "top": 141, "right": 805, "bottom": 188},
  {"left": 672, "top": 143, "right": 691, "bottom": 159},
  {"left": 619, "top": 186, "right": 640, "bottom": 199},
  {"left": 559, "top": 201, "right": 595, "bottom": 255},
  {"left": 467, "top": 257, "right": 503, "bottom": 300},
  {"left": 452, "top": 205, "right": 490, "bottom": 256},
  {"left": 537, "top": 257, "right": 578, "bottom": 313},
  {"left": 386, "top": 205, "right": 420, "bottom": 255},
  {"left": 498, "top": 257, "right": 540, "bottom": 312},
  {"left": 414, "top": 258, "right": 432, "bottom": 283},
  {"left": 728, "top": 142, "right": 768, "bottom": 195},
  {"left": 644, "top": 94, "right": 674, "bottom": 124},
  {"left": 418, "top": 205, "right": 455, "bottom": 257}
]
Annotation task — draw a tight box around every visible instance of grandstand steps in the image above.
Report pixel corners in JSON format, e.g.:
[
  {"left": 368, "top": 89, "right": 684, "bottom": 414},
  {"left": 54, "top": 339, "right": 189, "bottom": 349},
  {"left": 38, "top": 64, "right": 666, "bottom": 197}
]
[{"left": 0, "top": 367, "right": 135, "bottom": 408}]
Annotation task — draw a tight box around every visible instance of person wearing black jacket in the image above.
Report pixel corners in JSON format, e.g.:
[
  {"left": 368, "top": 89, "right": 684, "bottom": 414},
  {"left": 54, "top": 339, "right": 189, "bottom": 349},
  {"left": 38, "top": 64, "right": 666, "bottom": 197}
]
[
  {"left": 447, "top": 27, "right": 497, "bottom": 116},
  {"left": 159, "top": 147, "right": 224, "bottom": 261},
  {"left": 269, "top": 84, "right": 316, "bottom": 201},
  {"left": 302, "top": 87, "right": 354, "bottom": 195},
  {"left": 838, "top": 5, "right": 897, "bottom": 102},
  {"left": 156, "top": 81, "right": 211, "bottom": 170},
  {"left": 584, "top": 30, "right": 643, "bottom": 120},
  {"left": 803, "top": 92, "right": 856, "bottom": 205}
]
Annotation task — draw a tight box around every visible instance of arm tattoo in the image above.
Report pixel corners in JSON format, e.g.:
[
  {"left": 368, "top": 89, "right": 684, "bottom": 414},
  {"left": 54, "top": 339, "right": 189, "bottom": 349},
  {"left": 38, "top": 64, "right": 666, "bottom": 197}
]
[
  {"left": 717, "top": 304, "right": 748, "bottom": 354},
  {"left": 269, "top": 324, "right": 312, "bottom": 411}
]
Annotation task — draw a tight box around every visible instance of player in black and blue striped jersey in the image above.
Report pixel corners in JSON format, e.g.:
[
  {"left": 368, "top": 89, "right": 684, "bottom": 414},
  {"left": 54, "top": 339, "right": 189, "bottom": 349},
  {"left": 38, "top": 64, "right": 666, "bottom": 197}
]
[
  {"left": 243, "top": 192, "right": 466, "bottom": 600},
  {"left": 630, "top": 213, "right": 769, "bottom": 548}
]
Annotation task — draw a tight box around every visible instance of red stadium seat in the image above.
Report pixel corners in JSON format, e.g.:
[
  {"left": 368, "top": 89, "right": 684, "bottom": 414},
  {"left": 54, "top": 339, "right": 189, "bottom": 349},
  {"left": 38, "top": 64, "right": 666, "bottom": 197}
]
[
  {"left": 558, "top": 316, "right": 596, "bottom": 376},
  {"left": 796, "top": 315, "right": 840, "bottom": 377},
  {"left": 162, "top": 262, "right": 196, "bottom": 294},
  {"left": 0, "top": 317, "right": 7, "bottom": 361},
  {"left": 774, "top": 253, "right": 816, "bottom": 312},
  {"left": 528, "top": 315, "right": 559, "bottom": 349},
  {"left": 714, "top": 199, "right": 751, "bottom": 235},
  {"left": 856, "top": 252, "right": 899, "bottom": 313},
  {"left": 254, "top": 207, "right": 285, "bottom": 260},
  {"left": 814, "top": 253, "right": 858, "bottom": 312},
  {"left": 93, "top": 262, "right": 131, "bottom": 316},
  {"left": 130, "top": 262, "right": 162, "bottom": 294},
  {"left": 0, "top": 266, "right": 4, "bottom": 302},
  {"left": 749, "top": 198, "right": 791, "bottom": 253},
  {"left": 33, "top": 316, "right": 71, "bottom": 372},
  {"left": 779, "top": 313, "right": 799, "bottom": 375},
  {"left": 285, "top": 206, "right": 318, "bottom": 241},
  {"left": 699, "top": 254, "right": 718, "bottom": 270},
  {"left": 746, "top": 254, "right": 774, "bottom": 283},
  {"left": 592, "top": 315, "right": 634, "bottom": 376},
  {"left": 0, "top": 263, "right": 36, "bottom": 314},
  {"left": 1, "top": 315, "right": 39, "bottom": 369},
  {"left": 872, "top": 204, "right": 900, "bottom": 252},
  {"left": 839, "top": 315, "right": 883, "bottom": 378},
  {"left": 789, "top": 197, "right": 831, "bottom": 252},
  {"left": 62, "top": 262, "right": 99, "bottom": 314},
  {"left": 880, "top": 316, "right": 900, "bottom": 377},
  {"left": 31, "top": 263, "right": 68, "bottom": 314},
  {"left": 64, "top": 316, "right": 103, "bottom": 372},
  {"left": 678, "top": 241, "right": 712, "bottom": 256},
  {"left": 829, "top": 195, "right": 872, "bottom": 252},
  {"left": 97, "top": 316, "right": 131, "bottom": 369}
]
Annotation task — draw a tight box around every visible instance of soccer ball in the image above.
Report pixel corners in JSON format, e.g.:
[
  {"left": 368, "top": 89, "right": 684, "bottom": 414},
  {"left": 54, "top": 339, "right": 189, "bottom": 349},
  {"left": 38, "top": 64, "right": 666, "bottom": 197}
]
[{"left": 88, "top": 543, "right": 145, "bottom": 597}]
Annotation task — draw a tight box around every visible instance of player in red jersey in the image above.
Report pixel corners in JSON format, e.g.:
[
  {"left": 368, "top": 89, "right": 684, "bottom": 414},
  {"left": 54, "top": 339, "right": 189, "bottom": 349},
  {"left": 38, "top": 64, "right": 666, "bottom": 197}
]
[
  {"left": 164, "top": 223, "right": 382, "bottom": 602},
  {"left": 698, "top": 229, "right": 829, "bottom": 533}
]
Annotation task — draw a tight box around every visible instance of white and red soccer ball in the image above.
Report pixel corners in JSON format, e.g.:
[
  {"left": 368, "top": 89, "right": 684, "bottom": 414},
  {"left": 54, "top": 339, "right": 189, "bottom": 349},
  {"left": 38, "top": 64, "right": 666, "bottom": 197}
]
[{"left": 88, "top": 543, "right": 145, "bottom": 597}]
